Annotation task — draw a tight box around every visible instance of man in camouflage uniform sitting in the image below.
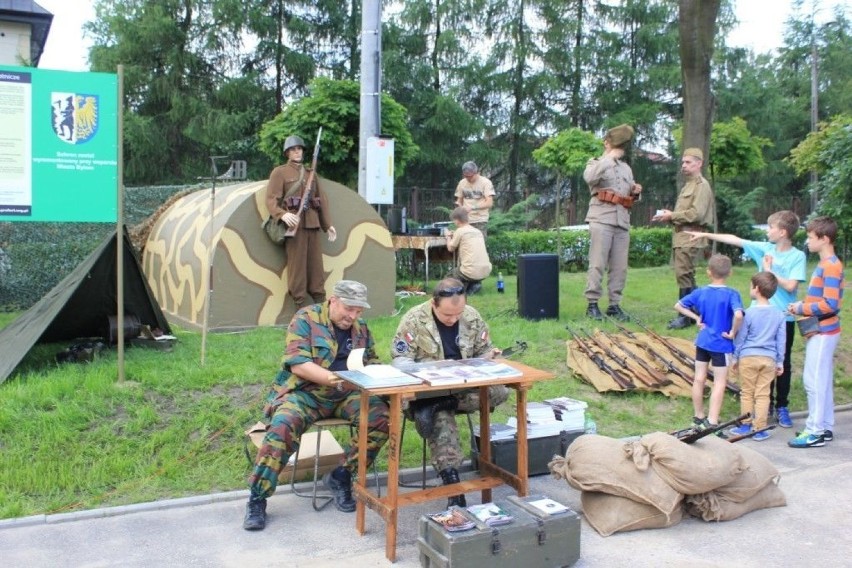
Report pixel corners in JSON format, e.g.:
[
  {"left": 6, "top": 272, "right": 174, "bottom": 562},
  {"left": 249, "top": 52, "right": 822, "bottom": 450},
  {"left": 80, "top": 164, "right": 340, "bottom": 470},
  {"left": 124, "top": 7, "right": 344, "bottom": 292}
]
[
  {"left": 391, "top": 278, "right": 508, "bottom": 507},
  {"left": 243, "top": 280, "right": 390, "bottom": 530}
]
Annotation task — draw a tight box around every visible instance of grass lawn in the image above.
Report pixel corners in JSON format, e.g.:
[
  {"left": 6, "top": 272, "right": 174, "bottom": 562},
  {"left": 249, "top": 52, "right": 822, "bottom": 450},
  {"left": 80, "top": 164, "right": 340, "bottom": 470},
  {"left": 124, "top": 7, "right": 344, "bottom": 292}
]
[{"left": 1, "top": 264, "right": 849, "bottom": 519}]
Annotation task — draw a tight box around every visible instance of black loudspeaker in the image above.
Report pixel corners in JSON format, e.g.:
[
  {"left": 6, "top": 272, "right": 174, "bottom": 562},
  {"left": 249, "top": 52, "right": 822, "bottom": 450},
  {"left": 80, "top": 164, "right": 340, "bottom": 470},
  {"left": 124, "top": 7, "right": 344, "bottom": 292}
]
[
  {"left": 386, "top": 206, "right": 407, "bottom": 234},
  {"left": 517, "top": 254, "right": 559, "bottom": 320}
]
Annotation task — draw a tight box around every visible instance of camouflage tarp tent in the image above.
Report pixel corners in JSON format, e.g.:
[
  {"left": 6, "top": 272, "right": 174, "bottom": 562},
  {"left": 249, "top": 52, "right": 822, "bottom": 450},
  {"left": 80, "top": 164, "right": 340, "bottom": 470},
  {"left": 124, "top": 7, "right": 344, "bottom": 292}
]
[
  {"left": 142, "top": 178, "right": 396, "bottom": 331},
  {"left": 0, "top": 228, "right": 172, "bottom": 384}
]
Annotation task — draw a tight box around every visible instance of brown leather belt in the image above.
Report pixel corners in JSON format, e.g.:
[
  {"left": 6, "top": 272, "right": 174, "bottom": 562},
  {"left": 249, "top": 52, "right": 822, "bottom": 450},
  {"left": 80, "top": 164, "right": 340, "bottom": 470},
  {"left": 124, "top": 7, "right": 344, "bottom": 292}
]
[
  {"left": 674, "top": 224, "right": 705, "bottom": 233},
  {"left": 595, "top": 189, "right": 634, "bottom": 208}
]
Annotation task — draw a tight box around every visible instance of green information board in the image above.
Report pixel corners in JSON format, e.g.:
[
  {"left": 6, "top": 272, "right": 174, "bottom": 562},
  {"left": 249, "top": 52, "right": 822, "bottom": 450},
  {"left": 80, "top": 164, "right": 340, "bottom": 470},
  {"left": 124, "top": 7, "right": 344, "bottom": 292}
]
[{"left": 0, "top": 66, "right": 118, "bottom": 222}]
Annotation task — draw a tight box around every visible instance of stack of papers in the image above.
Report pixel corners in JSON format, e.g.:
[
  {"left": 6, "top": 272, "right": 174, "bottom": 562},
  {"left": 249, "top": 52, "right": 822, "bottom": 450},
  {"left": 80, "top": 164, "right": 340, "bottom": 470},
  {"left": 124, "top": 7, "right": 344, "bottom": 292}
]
[
  {"left": 506, "top": 402, "right": 564, "bottom": 438},
  {"left": 406, "top": 358, "right": 522, "bottom": 387},
  {"left": 473, "top": 423, "right": 518, "bottom": 441},
  {"left": 543, "top": 397, "right": 588, "bottom": 432}
]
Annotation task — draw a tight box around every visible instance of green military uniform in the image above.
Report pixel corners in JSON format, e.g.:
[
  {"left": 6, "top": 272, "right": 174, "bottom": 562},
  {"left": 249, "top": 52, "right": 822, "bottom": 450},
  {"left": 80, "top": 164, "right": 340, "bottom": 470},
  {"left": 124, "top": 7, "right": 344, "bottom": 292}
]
[
  {"left": 391, "top": 301, "right": 509, "bottom": 472},
  {"left": 265, "top": 161, "right": 333, "bottom": 306},
  {"left": 671, "top": 174, "right": 716, "bottom": 289},
  {"left": 248, "top": 301, "right": 389, "bottom": 501}
]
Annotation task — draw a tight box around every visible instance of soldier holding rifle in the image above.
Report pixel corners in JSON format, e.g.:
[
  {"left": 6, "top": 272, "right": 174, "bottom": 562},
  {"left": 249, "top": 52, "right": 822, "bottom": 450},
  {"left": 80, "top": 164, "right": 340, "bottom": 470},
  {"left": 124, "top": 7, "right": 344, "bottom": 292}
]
[{"left": 265, "top": 131, "right": 337, "bottom": 307}]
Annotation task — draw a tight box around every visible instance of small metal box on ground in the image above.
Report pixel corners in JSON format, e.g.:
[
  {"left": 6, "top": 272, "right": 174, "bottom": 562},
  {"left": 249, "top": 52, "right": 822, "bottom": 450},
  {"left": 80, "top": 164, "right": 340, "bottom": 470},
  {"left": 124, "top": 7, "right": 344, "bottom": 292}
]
[
  {"left": 418, "top": 495, "right": 581, "bottom": 568},
  {"left": 474, "top": 430, "right": 584, "bottom": 476}
]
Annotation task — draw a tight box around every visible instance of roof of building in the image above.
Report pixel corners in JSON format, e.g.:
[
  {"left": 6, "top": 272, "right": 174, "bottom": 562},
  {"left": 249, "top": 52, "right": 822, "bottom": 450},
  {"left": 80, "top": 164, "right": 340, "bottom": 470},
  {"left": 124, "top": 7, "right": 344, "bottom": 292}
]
[{"left": 0, "top": 0, "right": 53, "bottom": 66}]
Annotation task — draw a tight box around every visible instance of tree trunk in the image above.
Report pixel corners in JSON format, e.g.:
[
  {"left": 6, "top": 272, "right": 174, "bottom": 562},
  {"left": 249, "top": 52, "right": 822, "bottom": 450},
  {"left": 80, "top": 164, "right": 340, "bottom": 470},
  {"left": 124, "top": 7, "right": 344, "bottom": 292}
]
[{"left": 678, "top": 0, "right": 720, "bottom": 171}]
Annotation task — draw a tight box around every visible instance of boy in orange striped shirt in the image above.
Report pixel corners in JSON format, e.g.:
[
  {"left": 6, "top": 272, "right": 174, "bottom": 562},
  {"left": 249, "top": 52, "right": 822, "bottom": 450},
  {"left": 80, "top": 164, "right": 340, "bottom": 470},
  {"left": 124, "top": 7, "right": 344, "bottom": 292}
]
[{"left": 787, "top": 217, "right": 844, "bottom": 448}]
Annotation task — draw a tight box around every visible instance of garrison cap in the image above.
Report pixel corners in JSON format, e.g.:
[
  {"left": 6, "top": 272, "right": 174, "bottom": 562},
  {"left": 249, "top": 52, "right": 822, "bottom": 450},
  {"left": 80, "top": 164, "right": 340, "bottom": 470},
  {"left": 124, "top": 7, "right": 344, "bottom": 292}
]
[
  {"left": 683, "top": 147, "right": 704, "bottom": 160},
  {"left": 605, "top": 124, "right": 634, "bottom": 148},
  {"left": 332, "top": 280, "right": 371, "bottom": 309}
]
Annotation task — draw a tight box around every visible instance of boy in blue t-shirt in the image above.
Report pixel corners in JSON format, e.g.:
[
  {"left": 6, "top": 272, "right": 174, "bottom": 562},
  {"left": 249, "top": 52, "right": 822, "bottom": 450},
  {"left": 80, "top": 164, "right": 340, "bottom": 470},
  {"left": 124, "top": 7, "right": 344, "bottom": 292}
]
[
  {"left": 686, "top": 210, "right": 806, "bottom": 428},
  {"left": 674, "top": 254, "right": 744, "bottom": 430}
]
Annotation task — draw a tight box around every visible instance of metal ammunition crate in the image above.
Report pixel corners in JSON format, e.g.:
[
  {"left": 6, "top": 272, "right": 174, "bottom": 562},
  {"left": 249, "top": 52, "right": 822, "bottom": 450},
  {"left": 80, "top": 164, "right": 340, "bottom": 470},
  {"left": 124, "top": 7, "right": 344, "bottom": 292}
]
[{"left": 418, "top": 495, "right": 581, "bottom": 568}]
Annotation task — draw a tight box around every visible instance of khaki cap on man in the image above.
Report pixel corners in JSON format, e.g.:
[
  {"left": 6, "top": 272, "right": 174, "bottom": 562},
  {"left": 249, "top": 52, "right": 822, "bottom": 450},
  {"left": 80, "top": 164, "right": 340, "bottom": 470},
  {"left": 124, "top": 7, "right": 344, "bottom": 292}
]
[
  {"left": 605, "top": 124, "right": 634, "bottom": 148},
  {"left": 683, "top": 147, "right": 704, "bottom": 160},
  {"left": 332, "top": 280, "right": 371, "bottom": 309}
]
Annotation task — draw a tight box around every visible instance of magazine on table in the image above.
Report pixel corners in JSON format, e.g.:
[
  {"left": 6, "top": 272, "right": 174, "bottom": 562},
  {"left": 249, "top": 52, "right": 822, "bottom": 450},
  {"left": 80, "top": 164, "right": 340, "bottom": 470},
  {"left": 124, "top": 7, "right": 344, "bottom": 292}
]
[
  {"left": 406, "top": 358, "right": 522, "bottom": 386},
  {"left": 466, "top": 503, "right": 513, "bottom": 526},
  {"left": 428, "top": 508, "right": 476, "bottom": 532},
  {"left": 334, "top": 348, "right": 424, "bottom": 388}
]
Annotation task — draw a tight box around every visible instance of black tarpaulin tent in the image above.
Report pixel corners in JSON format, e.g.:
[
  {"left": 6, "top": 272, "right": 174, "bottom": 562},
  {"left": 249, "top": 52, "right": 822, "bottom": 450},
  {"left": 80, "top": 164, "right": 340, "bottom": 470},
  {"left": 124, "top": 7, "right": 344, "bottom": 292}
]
[{"left": 0, "top": 228, "right": 171, "bottom": 384}]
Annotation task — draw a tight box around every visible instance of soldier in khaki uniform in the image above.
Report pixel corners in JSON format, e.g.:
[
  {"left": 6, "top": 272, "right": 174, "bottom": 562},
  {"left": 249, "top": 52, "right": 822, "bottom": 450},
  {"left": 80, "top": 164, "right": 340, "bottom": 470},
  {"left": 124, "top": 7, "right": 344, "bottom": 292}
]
[
  {"left": 583, "top": 124, "right": 643, "bottom": 321},
  {"left": 391, "top": 278, "right": 508, "bottom": 507},
  {"left": 446, "top": 207, "right": 492, "bottom": 295},
  {"left": 265, "top": 135, "right": 337, "bottom": 307},
  {"left": 652, "top": 147, "right": 716, "bottom": 329},
  {"left": 454, "top": 161, "right": 496, "bottom": 237}
]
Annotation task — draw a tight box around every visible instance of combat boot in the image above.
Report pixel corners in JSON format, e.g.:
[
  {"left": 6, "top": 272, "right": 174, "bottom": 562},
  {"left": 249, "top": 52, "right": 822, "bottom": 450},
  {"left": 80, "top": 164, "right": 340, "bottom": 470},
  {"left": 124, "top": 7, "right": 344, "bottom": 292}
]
[
  {"left": 667, "top": 287, "right": 695, "bottom": 329},
  {"left": 606, "top": 305, "right": 630, "bottom": 321},
  {"left": 243, "top": 498, "right": 267, "bottom": 530},
  {"left": 409, "top": 396, "right": 459, "bottom": 438},
  {"left": 322, "top": 466, "right": 356, "bottom": 513},
  {"left": 586, "top": 302, "right": 604, "bottom": 321},
  {"left": 439, "top": 467, "right": 466, "bottom": 508}
]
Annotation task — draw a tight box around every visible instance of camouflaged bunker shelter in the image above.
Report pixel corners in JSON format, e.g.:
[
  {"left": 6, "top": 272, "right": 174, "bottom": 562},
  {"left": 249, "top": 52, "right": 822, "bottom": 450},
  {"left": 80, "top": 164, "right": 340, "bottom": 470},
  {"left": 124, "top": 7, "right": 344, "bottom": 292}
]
[{"left": 141, "top": 178, "right": 396, "bottom": 331}]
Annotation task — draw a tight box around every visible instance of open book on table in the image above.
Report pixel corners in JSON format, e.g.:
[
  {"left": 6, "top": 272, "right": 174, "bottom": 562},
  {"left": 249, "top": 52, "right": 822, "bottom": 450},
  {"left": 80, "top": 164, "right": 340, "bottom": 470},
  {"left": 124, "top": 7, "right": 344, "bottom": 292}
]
[{"left": 404, "top": 358, "right": 522, "bottom": 386}]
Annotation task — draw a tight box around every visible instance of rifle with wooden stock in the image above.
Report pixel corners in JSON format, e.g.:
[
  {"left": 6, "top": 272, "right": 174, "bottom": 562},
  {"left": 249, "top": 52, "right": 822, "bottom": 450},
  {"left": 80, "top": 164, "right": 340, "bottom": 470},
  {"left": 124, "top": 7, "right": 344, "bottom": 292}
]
[
  {"left": 611, "top": 321, "right": 694, "bottom": 384},
  {"left": 565, "top": 324, "right": 635, "bottom": 390},
  {"left": 598, "top": 329, "right": 674, "bottom": 387},
  {"left": 283, "top": 127, "right": 323, "bottom": 238},
  {"left": 579, "top": 328, "right": 661, "bottom": 389},
  {"left": 673, "top": 412, "right": 750, "bottom": 444}
]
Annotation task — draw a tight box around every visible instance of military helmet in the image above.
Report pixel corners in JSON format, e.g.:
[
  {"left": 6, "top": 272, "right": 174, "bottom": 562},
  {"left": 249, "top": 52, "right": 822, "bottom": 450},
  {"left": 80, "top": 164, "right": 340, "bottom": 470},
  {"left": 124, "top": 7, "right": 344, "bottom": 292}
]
[{"left": 283, "top": 135, "right": 305, "bottom": 154}]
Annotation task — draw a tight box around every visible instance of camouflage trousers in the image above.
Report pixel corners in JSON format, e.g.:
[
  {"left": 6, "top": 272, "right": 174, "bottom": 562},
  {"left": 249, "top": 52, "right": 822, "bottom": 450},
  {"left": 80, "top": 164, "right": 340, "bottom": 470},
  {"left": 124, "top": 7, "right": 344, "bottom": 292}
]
[
  {"left": 428, "top": 385, "right": 509, "bottom": 472},
  {"left": 248, "top": 384, "right": 389, "bottom": 500}
]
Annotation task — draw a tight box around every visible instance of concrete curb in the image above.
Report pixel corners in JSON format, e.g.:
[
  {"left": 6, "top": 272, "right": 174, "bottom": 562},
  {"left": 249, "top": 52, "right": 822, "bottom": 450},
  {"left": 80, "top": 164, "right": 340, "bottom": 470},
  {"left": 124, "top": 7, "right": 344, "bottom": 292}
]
[{"left": 4, "top": 404, "right": 849, "bottom": 531}]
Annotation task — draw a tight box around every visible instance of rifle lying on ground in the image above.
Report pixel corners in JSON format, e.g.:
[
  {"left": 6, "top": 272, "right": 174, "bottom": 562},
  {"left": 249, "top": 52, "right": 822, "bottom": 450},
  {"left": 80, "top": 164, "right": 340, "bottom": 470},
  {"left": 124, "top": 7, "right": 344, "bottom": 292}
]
[
  {"left": 671, "top": 412, "right": 750, "bottom": 444},
  {"left": 499, "top": 340, "right": 528, "bottom": 359},
  {"left": 727, "top": 424, "right": 776, "bottom": 443},
  {"left": 565, "top": 324, "right": 635, "bottom": 390},
  {"left": 628, "top": 315, "right": 741, "bottom": 396},
  {"left": 598, "top": 329, "right": 674, "bottom": 388},
  {"left": 282, "top": 127, "right": 323, "bottom": 238},
  {"left": 611, "top": 321, "right": 695, "bottom": 384},
  {"left": 580, "top": 328, "right": 663, "bottom": 389}
]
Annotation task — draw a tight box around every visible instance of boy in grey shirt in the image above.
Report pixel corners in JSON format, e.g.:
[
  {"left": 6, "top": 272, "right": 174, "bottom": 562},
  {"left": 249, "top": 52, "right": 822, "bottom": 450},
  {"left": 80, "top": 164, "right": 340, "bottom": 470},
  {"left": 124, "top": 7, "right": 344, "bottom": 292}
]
[{"left": 730, "top": 272, "right": 787, "bottom": 440}]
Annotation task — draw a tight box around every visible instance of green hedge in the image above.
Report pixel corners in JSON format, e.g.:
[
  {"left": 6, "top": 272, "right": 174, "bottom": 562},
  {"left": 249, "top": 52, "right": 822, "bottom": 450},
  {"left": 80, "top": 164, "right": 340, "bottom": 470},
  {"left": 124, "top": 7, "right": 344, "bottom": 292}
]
[{"left": 486, "top": 227, "right": 673, "bottom": 274}]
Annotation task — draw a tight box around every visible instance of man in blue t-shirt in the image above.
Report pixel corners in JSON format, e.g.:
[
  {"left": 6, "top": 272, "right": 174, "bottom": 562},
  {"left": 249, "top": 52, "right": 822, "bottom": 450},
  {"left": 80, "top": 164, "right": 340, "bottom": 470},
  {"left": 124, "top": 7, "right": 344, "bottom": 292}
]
[
  {"left": 674, "top": 254, "right": 744, "bottom": 432},
  {"left": 686, "top": 210, "right": 806, "bottom": 428}
]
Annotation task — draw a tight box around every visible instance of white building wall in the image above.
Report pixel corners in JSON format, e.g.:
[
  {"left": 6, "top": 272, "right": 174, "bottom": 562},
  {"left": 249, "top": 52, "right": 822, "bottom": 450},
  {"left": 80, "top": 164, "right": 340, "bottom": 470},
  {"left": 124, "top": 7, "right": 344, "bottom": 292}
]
[{"left": 0, "top": 21, "right": 32, "bottom": 66}]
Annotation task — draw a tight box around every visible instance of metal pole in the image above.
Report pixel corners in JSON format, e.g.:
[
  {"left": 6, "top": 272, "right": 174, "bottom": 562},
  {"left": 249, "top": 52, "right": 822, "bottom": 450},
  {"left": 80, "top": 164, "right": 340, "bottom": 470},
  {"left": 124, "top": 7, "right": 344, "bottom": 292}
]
[
  {"left": 358, "top": 0, "right": 382, "bottom": 199},
  {"left": 116, "top": 65, "right": 125, "bottom": 383}
]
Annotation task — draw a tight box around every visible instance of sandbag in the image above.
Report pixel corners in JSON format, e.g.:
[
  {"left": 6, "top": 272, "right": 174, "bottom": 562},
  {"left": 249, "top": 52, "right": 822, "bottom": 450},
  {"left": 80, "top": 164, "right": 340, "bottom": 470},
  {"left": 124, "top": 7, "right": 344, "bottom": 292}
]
[
  {"left": 712, "top": 442, "right": 781, "bottom": 502},
  {"left": 581, "top": 491, "right": 684, "bottom": 537},
  {"left": 627, "top": 432, "right": 745, "bottom": 495},
  {"left": 685, "top": 480, "right": 786, "bottom": 522},
  {"left": 549, "top": 434, "right": 682, "bottom": 515}
]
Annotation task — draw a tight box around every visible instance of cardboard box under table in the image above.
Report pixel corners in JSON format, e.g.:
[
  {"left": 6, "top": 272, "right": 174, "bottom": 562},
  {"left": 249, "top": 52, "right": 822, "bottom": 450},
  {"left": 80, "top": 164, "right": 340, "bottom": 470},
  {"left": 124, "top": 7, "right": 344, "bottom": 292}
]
[
  {"left": 245, "top": 421, "right": 345, "bottom": 482},
  {"left": 418, "top": 495, "right": 581, "bottom": 568}
]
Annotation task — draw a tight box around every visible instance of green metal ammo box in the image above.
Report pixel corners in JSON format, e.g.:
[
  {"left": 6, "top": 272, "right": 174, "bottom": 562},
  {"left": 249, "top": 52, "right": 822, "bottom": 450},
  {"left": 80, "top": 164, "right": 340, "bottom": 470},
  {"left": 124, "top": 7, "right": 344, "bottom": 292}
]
[{"left": 418, "top": 495, "right": 581, "bottom": 568}]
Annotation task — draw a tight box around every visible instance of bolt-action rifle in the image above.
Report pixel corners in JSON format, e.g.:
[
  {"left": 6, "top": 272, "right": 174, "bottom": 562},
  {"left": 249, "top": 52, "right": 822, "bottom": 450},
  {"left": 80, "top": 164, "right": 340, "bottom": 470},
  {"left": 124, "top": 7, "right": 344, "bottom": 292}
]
[
  {"left": 727, "top": 424, "right": 776, "bottom": 443},
  {"left": 566, "top": 324, "right": 636, "bottom": 390},
  {"left": 598, "top": 329, "right": 674, "bottom": 387},
  {"left": 283, "top": 127, "right": 323, "bottom": 238},
  {"left": 611, "top": 321, "right": 694, "bottom": 384},
  {"left": 628, "top": 316, "right": 741, "bottom": 396},
  {"left": 673, "top": 412, "right": 750, "bottom": 444},
  {"left": 580, "top": 328, "right": 660, "bottom": 389}
]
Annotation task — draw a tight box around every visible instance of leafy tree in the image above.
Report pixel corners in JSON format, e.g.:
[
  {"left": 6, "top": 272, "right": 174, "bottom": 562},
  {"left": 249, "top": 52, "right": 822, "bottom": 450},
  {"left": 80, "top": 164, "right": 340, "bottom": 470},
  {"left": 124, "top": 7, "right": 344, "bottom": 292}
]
[
  {"left": 257, "top": 78, "right": 419, "bottom": 188},
  {"left": 788, "top": 114, "right": 852, "bottom": 246}
]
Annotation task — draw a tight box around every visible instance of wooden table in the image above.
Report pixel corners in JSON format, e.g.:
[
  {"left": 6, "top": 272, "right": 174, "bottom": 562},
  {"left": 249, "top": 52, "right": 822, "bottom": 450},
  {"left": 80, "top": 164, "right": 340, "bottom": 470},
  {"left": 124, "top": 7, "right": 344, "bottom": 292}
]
[
  {"left": 346, "top": 360, "right": 555, "bottom": 563},
  {"left": 390, "top": 235, "right": 451, "bottom": 290}
]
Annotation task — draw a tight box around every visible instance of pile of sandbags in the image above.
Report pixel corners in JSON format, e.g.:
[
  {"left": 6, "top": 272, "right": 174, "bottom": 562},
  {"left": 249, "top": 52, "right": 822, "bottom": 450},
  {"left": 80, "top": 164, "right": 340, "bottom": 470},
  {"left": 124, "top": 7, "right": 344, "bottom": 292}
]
[{"left": 549, "top": 432, "right": 785, "bottom": 536}]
